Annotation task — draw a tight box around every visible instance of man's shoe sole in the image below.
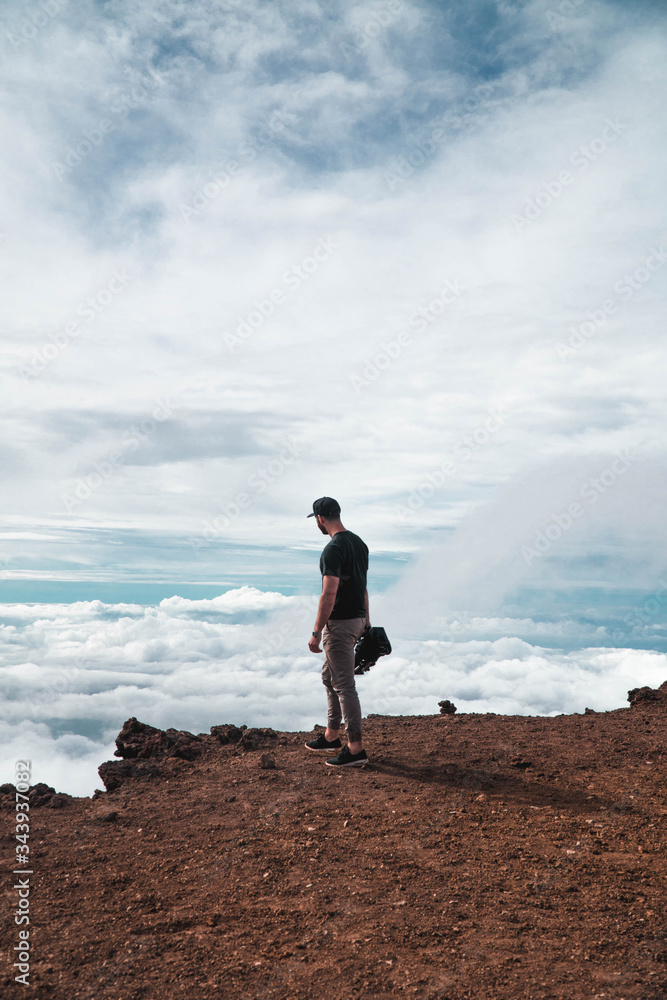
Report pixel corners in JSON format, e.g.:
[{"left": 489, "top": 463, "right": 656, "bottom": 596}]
[
  {"left": 305, "top": 743, "right": 341, "bottom": 752},
  {"left": 325, "top": 756, "right": 368, "bottom": 767}
]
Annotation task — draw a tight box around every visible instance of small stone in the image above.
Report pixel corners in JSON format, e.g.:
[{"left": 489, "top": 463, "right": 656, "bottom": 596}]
[{"left": 438, "top": 700, "right": 457, "bottom": 715}]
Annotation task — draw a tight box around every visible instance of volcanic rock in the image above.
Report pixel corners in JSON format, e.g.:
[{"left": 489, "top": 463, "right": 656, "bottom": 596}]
[
  {"left": 628, "top": 684, "right": 662, "bottom": 706},
  {"left": 438, "top": 699, "right": 457, "bottom": 715},
  {"left": 113, "top": 716, "right": 204, "bottom": 762},
  {"left": 238, "top": 726, "right": 278, "bottom": 751},
  {"left": 114, "top": 717, "right": 166, "bottom": 758},
  {"left": 25, "top": 782, "right": 73, "bottom": 808},
  {"left": 98, "top": 759, "right": 161, "bottom": 791},
  {"left": 210, "top": 723, "right": 246, "bottom": 744}
]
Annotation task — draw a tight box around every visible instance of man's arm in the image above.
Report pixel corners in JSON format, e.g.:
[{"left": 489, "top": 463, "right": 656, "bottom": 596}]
[
  {"left": 364, "top": 587, "right": 370, "bottom": 629},
  {"left": 308, "top": 575, "right": 339, "bottom": 652}
]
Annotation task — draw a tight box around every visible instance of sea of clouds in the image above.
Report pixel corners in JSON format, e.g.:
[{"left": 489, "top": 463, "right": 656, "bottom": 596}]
[{"left": 2, "top": 586, "right": 666, "bottom": 797}]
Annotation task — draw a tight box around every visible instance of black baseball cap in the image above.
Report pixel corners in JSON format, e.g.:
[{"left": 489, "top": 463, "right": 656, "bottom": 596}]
[{"left": 307, "top": 496, "right": 341, "bottom": 518}]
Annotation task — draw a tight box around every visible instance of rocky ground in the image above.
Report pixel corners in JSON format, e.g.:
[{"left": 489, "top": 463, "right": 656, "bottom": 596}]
[{"left": 2, "top": 683, "right": 667, "bottom": 1000}]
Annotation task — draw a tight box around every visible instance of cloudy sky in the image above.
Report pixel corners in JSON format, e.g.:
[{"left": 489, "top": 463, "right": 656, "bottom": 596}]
[{"left": 1, "top": 0, "right": 667, "bottom": 792}]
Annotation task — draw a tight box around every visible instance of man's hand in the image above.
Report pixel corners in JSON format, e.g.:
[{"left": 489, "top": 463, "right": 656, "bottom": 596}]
[{"left": 308, "top": 631, "right": 322, "bottom": 653}]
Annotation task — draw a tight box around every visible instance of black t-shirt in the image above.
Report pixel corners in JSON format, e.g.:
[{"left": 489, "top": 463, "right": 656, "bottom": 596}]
[{"left": 320, "top": 530, "right": 369, "bottom": 620}]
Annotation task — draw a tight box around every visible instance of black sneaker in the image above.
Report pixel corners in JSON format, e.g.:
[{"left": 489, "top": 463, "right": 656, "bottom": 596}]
[
  {"left": 325, "top": 746, "right": 368, "bottom": 767},
  {"left": 305, "top": 733, "right": 342, "bottom": 752}
]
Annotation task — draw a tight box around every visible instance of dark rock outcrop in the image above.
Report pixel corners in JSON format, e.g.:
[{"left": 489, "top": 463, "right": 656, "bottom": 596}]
[
  {"left": 1, "top": 782, "right": 71, "bottom": 809},
  {"left": 438, "top": 699, "right": 457, "bottom": 715},
  {"left": 99, "top": 716, "right": 275, "bottom": 791},
  {"left": 114, "top": 718, "right": 166, "bottom": 758},
  {"left": 209, "top": 723, "right": 278, "bottom": 750},
  {"left": 98, "top": 759, "right": 161, "bottom": 792},
  {"left": 238, "top": 727, "right": 278, "bottom": 751},
  {"left": 113, "top": 717, "right": 204, "bottom": 762},
  {"left": 210, "top": 723, "right": 246, "bottom": 744},
  {"left": 628, "top": 685, "right": 661, "bottom": 706},
  {"left": 98, "top": 717, "right": 207, "bottom": 791},
  {"left": 30, "top": 783, "right": 59, "bottom": 807},
  {"left": 628, "top": 680, "right": 667, "bottom": 706},
  {"left": 163, "top": 729, "right": 204, "bottom": 760}
]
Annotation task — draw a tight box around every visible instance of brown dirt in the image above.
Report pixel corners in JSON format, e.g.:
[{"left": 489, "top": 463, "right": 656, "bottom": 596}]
[{"left": 3, "top": 685, "right": 667, "bottom": 1000}]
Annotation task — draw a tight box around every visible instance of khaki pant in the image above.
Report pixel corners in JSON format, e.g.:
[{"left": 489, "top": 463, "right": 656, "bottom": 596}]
[{"left": 321, "top": 617, "right": 366, "bottom": 744}]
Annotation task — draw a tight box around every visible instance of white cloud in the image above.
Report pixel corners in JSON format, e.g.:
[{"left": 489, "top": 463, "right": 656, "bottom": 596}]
[{"left": 158, "top": 586, "right": 292, "bottom": 614}]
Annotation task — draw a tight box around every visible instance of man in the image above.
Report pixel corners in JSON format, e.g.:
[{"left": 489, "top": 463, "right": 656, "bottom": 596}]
[{"left": 305, "top": 497, "right": 370, "bottom": 767}]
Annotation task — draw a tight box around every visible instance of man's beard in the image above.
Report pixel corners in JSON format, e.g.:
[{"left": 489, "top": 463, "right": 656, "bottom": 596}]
[{"left": 317, "top": 522, "right": 328, "bottom": 535}]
